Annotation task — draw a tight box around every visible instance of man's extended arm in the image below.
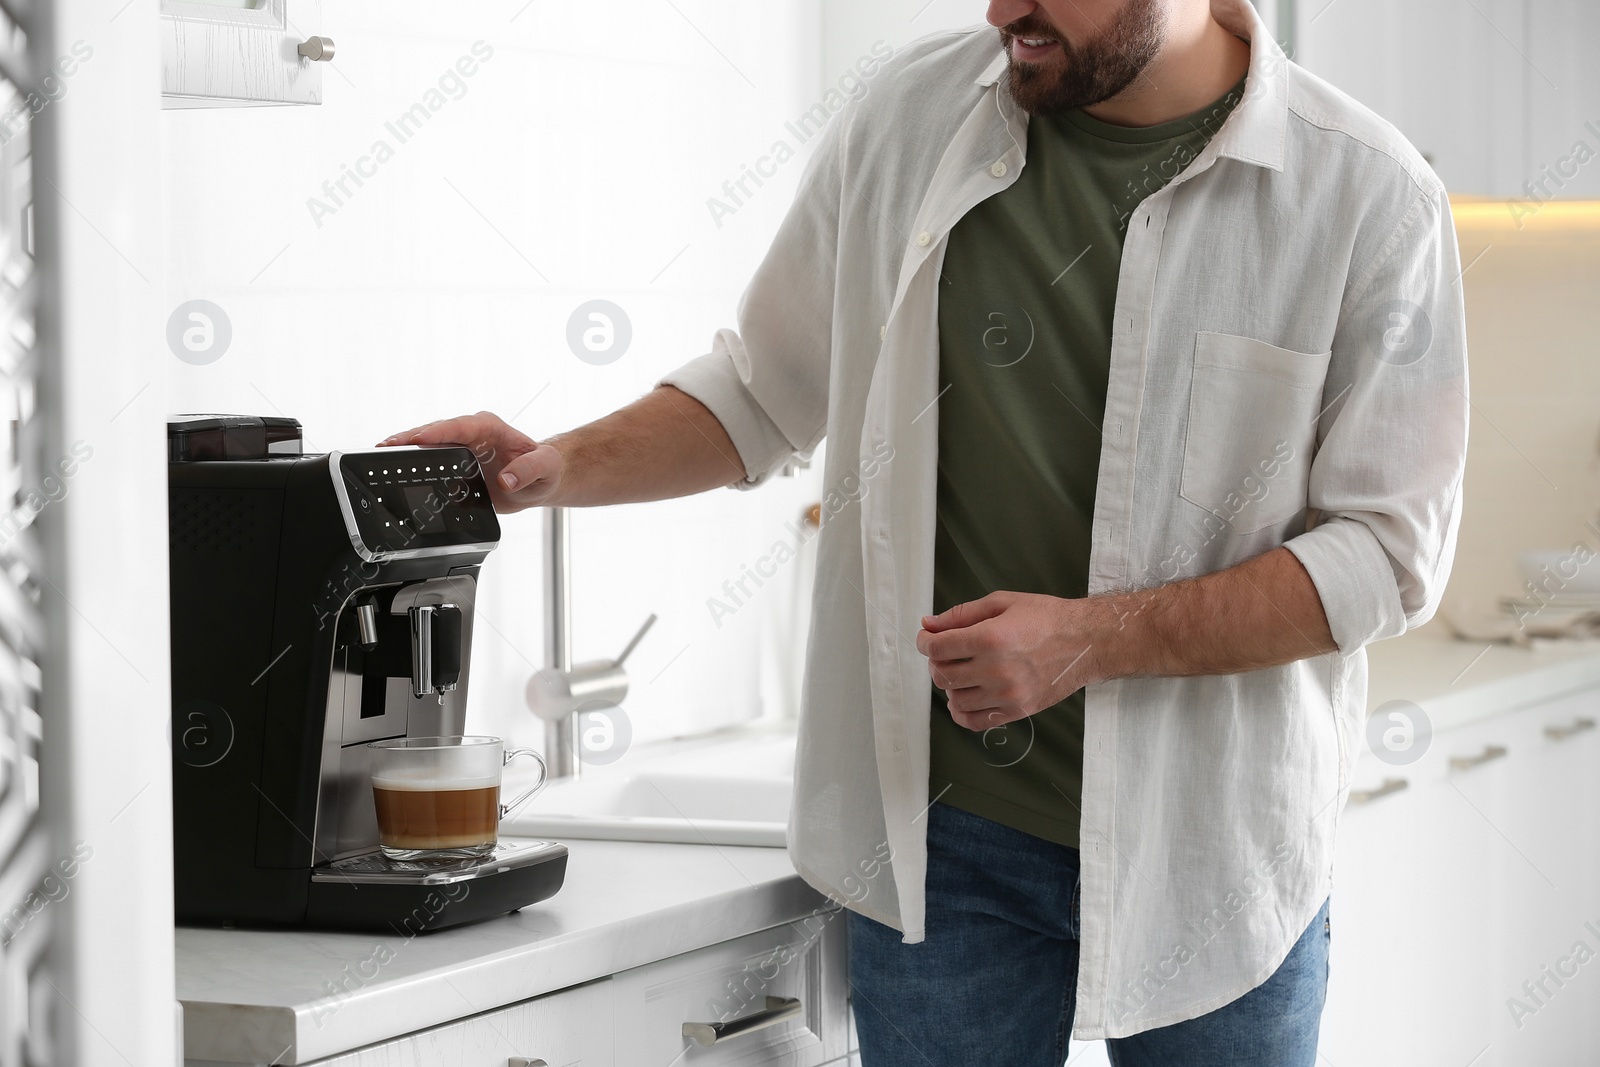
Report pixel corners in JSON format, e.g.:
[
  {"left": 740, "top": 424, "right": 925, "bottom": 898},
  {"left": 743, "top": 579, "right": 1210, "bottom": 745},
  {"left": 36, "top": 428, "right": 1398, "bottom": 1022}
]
[
  {"left": 380, "top": 386, "right": 748, "bottom": 511},
  {"left": 916, "top": 546, "right": 1337, "bottom": 731}
]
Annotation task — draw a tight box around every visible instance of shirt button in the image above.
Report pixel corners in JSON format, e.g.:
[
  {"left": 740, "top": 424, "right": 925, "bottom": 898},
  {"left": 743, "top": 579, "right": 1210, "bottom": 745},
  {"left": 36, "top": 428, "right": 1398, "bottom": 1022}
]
[
  {"left": 916, "top": 231, "right": 932, "bottom": 247},
  {"left": 989, "top": 160, "right": 1008, "bottom": 178},
  {"left": 879, "top": 324, "right": 886, "bottom": 340}
]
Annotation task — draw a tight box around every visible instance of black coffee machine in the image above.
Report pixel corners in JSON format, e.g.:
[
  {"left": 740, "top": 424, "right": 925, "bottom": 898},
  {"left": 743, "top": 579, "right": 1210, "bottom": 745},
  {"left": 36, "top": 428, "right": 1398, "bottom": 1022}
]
[{"left": 167, "top": 415, "right": 566, "bottom": 932}]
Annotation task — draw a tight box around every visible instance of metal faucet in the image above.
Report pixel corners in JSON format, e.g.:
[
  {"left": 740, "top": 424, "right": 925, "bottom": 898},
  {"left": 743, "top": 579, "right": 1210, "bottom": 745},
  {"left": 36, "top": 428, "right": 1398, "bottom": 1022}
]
[{"left": 526, "top": 507, "right": 656, "bottom": 779}]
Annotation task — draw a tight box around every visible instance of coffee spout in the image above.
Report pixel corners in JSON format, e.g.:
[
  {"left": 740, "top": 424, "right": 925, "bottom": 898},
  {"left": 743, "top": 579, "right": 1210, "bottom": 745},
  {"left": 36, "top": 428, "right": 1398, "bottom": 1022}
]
[{"left": 408, "top": 603, "right": 462, "bottom": 699}]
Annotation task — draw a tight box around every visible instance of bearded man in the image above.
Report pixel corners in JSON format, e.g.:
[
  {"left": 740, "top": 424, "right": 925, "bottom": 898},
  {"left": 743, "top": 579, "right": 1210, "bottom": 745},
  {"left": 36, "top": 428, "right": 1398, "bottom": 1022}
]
[{"left": 386, "top": 0, "right": 1468, "bottom": 1062}]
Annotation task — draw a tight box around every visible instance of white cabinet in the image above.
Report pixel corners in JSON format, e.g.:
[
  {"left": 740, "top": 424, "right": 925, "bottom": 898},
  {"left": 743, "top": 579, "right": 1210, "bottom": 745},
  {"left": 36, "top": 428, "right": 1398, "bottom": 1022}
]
[
  {"left": 1484, "top": 689, "right": 1600, "bottom": 1063},
  {"left": 1321, "top": 706, "right": 1497, "bottom": 1066},
  {"left": 613, "top": 914, "right": 850, "bottom": 1066},
  {"left": 1524, "top": 2, "right": 1600, "bottom": 202},
  {"left": 1322, "top": 685, "right": 1600, "bottom": 1066},
  {"left": 304, "top": 977, "right": 614, "bottom": 1067},
  {"left": 162, "top": 0, "right": 332, "bottom": 108},
  {"left": 290, "top": 914, "right": 849, "bottom": 1066},
  {"left": 1294, "top": 0, "right": 1600, "bottom": 198},
  {"left": 1293, "top": 0, "right": 1524, "bottom": 195}
]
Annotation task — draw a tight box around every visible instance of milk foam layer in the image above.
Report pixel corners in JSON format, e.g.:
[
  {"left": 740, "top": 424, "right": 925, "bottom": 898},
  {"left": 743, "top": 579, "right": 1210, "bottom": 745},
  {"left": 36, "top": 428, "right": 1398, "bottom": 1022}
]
[{"left": 370, "top": 772, "right": 499, "bottom": 791}]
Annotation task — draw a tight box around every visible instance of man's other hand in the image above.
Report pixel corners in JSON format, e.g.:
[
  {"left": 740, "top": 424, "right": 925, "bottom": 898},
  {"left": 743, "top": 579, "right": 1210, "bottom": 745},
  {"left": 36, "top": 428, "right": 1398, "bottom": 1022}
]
[{"left": 916, "top": 591, "right": 1109, "bottom": 731}]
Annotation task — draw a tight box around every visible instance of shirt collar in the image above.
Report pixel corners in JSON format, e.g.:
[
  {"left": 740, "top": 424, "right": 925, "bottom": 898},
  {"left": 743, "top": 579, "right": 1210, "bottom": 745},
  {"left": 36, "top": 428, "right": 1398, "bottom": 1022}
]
[
  {"left": 976, "top": 50, "right": 1007, "bottom": 88},
  {"left": 973, "top": 0, "right": 1287, "bottom": 171}
]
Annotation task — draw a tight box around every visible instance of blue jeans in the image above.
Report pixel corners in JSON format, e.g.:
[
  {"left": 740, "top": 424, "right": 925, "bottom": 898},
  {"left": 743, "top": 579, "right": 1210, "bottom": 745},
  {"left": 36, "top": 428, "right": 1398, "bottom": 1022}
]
[{"left": 848, "top": 803, "right": 1329, "bottom": 1067}]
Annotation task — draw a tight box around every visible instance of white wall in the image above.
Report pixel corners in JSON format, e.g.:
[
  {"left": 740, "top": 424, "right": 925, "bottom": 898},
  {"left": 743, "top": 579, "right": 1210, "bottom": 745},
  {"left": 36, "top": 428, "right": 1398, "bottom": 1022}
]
[
  {"left": 38, "top": 0, "right": 177, "bottom": 1062},
  {"left": 821, "top": 0, "right": 983, "bottom": 86},
  {"left": 161, "top": 1, "right": 831, "bottom": 753}
]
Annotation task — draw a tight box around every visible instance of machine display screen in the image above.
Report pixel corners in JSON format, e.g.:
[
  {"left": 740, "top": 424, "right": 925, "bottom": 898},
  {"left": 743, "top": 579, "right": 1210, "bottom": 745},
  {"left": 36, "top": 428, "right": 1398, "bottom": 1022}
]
[
  {"left": 400, "top": 485, "right": 447, "bottom": 533},
  {"left": 335, "top": 448, "right": 500, "bottom": 557}
]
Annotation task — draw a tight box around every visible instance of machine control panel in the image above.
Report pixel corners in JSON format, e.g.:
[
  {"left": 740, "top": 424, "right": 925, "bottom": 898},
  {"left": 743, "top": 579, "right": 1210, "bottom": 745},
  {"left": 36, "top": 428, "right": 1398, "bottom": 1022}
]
[{"left": 331, "top": 447, "right": 501, "bottom": 561}]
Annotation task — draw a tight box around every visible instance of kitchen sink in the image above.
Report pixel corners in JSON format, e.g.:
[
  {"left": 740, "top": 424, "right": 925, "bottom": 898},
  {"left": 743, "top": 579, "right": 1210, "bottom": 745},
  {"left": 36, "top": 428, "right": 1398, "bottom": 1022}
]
[{"left": 501, "top": 729, "right": 793, "bottom": 847}]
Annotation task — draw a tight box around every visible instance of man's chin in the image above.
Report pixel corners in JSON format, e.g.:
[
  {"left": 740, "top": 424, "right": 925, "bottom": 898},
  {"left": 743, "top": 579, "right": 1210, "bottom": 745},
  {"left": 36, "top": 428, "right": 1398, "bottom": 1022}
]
[
  {"left": 1011, "top": 55, "right": 1064, "bottom": 74},
  {"left": 1007, "top": 66, "right": 1073, "bottom": 115}
]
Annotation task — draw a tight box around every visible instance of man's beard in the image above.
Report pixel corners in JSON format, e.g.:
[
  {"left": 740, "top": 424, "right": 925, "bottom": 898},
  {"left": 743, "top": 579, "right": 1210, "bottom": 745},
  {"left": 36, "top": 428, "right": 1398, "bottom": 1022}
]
[{"left": 1000, "top": 0, "right": 1165, "bottom": 116}]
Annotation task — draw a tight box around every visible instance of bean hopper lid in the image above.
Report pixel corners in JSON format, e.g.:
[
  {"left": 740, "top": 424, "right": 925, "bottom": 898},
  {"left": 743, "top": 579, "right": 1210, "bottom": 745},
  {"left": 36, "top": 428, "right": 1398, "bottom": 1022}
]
[{"left": 168, "top": 414, "right": 303, "bottom": 463}]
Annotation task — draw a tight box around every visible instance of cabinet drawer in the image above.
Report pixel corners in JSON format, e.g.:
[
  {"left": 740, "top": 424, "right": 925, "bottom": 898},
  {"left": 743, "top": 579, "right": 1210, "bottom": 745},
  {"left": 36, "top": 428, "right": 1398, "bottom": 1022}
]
[
  {"left": 614, "top": 911, "right": 848, "bottom": 1066},
  {"left": 303, "top": 977, "right": 613, "bottom": 1067},
  {"left": 1327, "top": 684, "right": 1600, "bottom": 1066}
]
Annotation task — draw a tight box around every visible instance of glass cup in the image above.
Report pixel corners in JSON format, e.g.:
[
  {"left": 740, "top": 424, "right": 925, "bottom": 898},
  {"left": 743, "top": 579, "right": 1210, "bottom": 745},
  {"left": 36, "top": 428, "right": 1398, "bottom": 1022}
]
[{"left": 367, "top": 735, "right": 547, "bottom": 860}]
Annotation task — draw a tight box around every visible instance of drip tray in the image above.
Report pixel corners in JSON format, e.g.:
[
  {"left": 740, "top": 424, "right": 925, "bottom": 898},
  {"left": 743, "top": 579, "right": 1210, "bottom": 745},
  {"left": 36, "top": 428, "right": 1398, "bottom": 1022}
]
[
  {"left": 304, "top": 840, "right": 569, "bottom": 931},
  {"left": 312, "top": 840, "right": 566, "bottom": 885}
]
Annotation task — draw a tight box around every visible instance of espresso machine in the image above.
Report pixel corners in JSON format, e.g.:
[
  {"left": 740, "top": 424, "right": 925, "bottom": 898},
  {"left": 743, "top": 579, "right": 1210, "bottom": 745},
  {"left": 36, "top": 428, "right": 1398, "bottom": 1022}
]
[{"left": 168, "top": 415, "right": 567, "bottom": 931}]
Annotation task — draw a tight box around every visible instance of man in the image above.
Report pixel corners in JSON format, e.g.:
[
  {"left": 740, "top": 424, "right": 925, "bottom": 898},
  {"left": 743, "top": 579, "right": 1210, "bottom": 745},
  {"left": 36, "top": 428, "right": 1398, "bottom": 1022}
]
[{"left": 384, "top": 0, "right": 1467, "bottom": 1061}]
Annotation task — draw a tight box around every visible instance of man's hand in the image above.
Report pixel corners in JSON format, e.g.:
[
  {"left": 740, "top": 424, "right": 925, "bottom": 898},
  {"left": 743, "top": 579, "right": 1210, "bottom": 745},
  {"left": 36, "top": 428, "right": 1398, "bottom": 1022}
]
[
  {"left": 377, "top": 387, "right": 747, "bottom": 511},
  {"left": 379, "top": 411, "right": 560, "bottom": 513},
  {"left": 917, "top": 548, "right": 1339, "bottom": 734},
  {"left": 916, "top": 592, "right": 1111, "bottom": 731}
]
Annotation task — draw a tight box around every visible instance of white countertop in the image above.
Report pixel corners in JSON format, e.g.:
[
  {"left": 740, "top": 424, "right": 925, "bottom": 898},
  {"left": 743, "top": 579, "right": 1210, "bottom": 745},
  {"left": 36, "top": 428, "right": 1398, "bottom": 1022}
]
[
  {"left": 1365, "top": 621, "right": 1600, "bottom": 730},
  {"left": 177, "top": 838, "right": 817, "bottom": 1064},
  {"left": 177, "top": 626, "right": 1600, "bottom": 1065}
]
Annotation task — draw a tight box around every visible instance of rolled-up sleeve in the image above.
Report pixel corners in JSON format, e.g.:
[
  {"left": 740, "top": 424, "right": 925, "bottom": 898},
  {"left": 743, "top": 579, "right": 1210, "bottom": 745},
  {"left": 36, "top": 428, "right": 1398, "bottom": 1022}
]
[
  {"left": 1286, "top": 184, "right": 1469, "bottom": 654},
  {"left": 658, "top": 107, "right": 847, "bottom": 490}
]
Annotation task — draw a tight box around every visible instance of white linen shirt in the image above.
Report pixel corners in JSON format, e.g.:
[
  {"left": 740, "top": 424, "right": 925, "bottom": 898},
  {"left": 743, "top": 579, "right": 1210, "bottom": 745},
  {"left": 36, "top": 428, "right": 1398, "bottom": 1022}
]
[{"left": 661, "top": 0, "right": 1468, "bottom": 1039}]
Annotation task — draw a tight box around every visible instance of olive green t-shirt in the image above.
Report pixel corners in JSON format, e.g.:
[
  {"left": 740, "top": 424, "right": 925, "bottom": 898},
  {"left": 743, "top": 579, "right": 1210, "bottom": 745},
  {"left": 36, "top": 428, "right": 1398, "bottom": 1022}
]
[{"left": 929, "top": 80, "right": 1246, "bottom": 848}]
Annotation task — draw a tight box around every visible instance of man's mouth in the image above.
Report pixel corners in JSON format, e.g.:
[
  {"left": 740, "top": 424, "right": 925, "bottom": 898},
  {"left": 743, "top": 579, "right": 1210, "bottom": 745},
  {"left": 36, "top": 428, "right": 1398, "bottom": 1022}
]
[{"left": 1008, "top": 34, "right": 1062, "bottom": 63}]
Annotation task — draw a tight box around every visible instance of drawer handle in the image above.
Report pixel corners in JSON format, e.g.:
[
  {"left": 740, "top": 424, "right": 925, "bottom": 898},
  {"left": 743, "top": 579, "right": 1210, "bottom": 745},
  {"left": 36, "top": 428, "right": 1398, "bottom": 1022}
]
[
  {"left": 1545, "top": 717, "right": 1597, "bottom": 742},
  {"left": 1349, "top": 777, "right": 1408, "bottom": 804},
  {"left": 1449, "top": 744, "right": 1508, "bottom": 771},
  {"left": 297, "top": 36, "right": 336, "bottom": 62},
  {"left": 683, "top": 996, "right": 802, "bottom": 1047}
]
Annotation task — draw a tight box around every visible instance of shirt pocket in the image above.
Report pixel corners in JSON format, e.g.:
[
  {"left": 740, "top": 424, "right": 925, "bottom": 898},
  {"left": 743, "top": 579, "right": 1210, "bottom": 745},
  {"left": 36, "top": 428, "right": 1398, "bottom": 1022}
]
[{"left": 1178, "top": 332, "right": 1332, "bottom": 536}]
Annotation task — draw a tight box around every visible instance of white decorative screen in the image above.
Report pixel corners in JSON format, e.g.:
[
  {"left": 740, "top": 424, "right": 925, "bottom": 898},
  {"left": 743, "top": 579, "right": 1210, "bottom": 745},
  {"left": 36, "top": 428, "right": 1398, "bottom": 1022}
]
[{"left": 0, "top": 5, "right": 58, "bottom": 1064}]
